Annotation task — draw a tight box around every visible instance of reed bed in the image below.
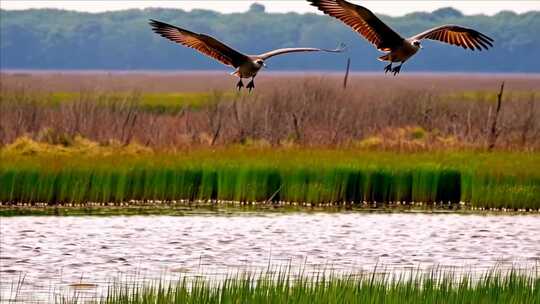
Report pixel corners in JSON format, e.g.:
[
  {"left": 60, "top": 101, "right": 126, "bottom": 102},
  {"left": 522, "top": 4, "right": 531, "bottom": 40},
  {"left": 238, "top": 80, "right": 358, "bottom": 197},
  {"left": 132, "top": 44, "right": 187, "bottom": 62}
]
[
  {"left": 58, "top": 268, "right": 539, "bottom": 304},
  {"left": 1, "top": 149, "right": 539, "bottom": 209}
]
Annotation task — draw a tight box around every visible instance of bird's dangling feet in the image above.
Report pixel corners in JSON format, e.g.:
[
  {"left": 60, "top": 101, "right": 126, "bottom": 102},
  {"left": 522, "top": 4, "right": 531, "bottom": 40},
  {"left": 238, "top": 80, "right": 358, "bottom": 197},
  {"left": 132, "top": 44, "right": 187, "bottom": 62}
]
[
  {"left": 236, "top": 79, "right": 244, "bottom": 91},
  {"left": 384, "top": 63, "right": 392, "bottom": 74},
  {"left": 246, "top": 79, "right": 255, "bottom": 92},
  {"left": 392, "top": 65, "right": 402, "bottom": 76}
]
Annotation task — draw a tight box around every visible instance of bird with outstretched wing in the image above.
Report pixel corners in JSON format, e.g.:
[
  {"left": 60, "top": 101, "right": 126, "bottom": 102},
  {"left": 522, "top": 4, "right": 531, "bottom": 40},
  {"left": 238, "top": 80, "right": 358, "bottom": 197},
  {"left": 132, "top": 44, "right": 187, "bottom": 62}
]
[
  {"left": 307, "top": 0, "right": 493, "bottom": 75},
  {"left": 150, "top": 19, "right": 345, "bottom": 90}
]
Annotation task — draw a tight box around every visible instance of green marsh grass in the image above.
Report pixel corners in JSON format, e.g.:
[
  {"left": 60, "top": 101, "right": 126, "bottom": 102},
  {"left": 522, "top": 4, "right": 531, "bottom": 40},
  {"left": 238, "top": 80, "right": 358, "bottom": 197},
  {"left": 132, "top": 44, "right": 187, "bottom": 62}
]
[
  {"left": 1, "top": 149, "right": 539, "bottom": 209},
  {"left": 442, "top": 90, "right": 539, "bottom": 103},
  {"left": 59, "top": 268, "right": 539, "bottom": 304},
  {"left": 35, "top": 91, "right": 230, "bottom": 113}
]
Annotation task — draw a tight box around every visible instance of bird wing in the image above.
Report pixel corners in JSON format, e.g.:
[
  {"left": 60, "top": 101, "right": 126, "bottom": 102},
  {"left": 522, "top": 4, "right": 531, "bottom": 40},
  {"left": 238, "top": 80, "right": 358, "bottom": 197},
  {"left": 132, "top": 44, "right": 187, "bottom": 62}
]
[
  {"left": 307, "top": 0, "right": 404, "bottom": 51},
  {"left": 257, "top": 44, "right": 346, "bottom": 60},
  {"left": 410, "top": 25, "right": 494, "bottom": 51},
  {"left": 149, "top": 19, "right": 249, "bottom": 68}
]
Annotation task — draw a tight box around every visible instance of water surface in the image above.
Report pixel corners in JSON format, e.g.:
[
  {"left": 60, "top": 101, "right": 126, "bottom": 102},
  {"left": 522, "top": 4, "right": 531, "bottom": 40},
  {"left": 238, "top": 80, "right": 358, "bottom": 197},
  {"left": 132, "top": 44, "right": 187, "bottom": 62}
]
[{"left": 1, "top": 213, "right": 539, "bottom": 302}]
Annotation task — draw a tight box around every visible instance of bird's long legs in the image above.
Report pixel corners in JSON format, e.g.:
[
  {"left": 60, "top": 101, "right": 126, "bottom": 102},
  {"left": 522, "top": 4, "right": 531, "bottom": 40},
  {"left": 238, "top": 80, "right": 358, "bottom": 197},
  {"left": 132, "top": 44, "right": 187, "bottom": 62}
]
[
  {"left": 384, "top": 63, "right": 393, "bottom": 74},
  {"left": 236, "top": 79, "right": 244, "bottom": 91},
  {"left": 392, "top": 64, "right": 402, "bottom": 76},
  {"left": 384, "top": 62, "right": 403, "bottom": 76},
  {"left": 246, "top": 77, "right": 255, "bottom": 92}
]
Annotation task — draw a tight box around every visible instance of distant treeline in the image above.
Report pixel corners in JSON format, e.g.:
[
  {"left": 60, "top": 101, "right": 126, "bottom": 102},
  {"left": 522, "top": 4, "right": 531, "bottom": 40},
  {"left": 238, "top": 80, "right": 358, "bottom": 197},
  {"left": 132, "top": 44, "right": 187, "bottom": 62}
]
[{"left": 1, "top": 5, "right": 539, "bottom": 72}]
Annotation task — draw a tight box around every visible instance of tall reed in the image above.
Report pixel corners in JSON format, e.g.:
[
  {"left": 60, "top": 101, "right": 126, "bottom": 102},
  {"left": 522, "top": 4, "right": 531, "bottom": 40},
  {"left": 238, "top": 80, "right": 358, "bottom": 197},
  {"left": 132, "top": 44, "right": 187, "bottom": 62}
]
[{"left": 1, "top": 150, "right": 539, "bottom": 209}]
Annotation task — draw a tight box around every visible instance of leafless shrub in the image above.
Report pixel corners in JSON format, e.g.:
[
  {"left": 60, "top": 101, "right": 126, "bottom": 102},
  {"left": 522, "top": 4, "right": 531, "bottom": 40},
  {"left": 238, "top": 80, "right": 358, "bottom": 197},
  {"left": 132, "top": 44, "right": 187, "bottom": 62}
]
[{"left": 1, "top": 73, "right": 539, "bottom": 151}]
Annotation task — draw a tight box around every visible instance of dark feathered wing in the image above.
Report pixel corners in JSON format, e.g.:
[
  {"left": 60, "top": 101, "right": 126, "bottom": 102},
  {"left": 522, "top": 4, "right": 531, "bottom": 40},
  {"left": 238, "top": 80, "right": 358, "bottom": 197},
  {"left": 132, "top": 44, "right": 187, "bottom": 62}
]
[
  {"left": 149, "top": 19, "right": 248, "bottom": 67},
  {"left": 307, "top": 0, "right": 404, "bottom": 51},
  {"left": 411, "top": 25, "right": 494, "bottom": 51}
]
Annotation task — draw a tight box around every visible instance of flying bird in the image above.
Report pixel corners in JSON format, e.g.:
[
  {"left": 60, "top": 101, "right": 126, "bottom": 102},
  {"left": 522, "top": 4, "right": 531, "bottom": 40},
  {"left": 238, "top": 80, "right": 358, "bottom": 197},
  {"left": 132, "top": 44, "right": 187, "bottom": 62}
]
[
  {"left": 149, "top": 19, "right": 345, "bottom": 91},
  {"left": 307, "top": 0, "right": 494, "bottom": 75}
]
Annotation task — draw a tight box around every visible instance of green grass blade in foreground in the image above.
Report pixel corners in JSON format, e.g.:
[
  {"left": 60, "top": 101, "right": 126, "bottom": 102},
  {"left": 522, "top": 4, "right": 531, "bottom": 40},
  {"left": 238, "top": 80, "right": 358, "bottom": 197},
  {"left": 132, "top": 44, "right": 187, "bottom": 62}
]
[{"left": 92, "top": 269, "right": 539, "bottom": 304}]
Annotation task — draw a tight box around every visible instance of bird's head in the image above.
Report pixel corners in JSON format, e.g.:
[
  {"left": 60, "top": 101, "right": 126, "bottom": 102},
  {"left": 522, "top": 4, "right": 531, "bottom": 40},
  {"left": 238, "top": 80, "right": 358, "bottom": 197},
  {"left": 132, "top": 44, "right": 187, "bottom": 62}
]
[
  {"left": 255, "top": 59, "right": 267, "bottom": 68},
  {"left": 412, "top": 40, "right": 423, "bottom": 49}
]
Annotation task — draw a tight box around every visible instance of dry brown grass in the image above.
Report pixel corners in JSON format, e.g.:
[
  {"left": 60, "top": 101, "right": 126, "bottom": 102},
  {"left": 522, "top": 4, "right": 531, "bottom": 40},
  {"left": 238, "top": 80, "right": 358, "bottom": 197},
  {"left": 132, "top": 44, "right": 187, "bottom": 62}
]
[{"left": 1, "top": 72, "right": 539, "bottom": 151}]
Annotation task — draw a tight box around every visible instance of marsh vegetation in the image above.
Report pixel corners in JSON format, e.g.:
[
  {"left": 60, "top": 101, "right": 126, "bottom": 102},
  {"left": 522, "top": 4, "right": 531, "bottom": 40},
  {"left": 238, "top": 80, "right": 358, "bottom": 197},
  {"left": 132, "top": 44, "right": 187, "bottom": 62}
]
[
  {"left": 1, "top": 73, "right": 539, "bottom": 209},
  {"left": 1, "top": 149, "right": 539, "bottom": 209},
  {"left": 80, "top": 269, "right": 540, "bottom": 304},
  {"left": 1, "top": 73, "right": 539, "bottom": 149}
]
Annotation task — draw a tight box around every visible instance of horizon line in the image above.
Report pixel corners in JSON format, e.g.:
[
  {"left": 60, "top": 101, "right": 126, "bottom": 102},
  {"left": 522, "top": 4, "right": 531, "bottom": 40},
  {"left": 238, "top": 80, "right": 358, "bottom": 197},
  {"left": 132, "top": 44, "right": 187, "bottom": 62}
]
[{"left": 1, "top": 1, "right": 539, "bottom": 17}]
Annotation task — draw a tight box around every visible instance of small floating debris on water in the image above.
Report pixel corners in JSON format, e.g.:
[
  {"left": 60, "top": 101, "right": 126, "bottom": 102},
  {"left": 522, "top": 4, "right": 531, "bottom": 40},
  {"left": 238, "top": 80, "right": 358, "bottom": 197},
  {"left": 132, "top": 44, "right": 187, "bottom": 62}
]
[
  {"left": 171, "top": 267, "right": 191, "bottom": 273},
  {"left": 69, "top": 282, "right": 98, "bottom": 289}
]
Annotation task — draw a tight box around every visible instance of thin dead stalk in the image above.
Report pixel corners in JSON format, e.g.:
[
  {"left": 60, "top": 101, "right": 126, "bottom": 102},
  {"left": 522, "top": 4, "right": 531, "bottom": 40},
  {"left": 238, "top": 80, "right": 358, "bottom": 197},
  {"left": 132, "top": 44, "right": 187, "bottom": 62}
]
[
  {"left": 488, "top": 82, "right": 505, "bottom": 151},
  {"left": 343, "top": 58, "right": 351, "bottom": 89}
]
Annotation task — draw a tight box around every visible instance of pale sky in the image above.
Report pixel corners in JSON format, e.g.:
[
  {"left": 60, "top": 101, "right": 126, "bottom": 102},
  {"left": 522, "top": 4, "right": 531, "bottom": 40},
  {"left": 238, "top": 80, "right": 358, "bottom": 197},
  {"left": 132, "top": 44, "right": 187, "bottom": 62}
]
[{"left": 2, "top": 1, "right": 539, "bottom": 16}]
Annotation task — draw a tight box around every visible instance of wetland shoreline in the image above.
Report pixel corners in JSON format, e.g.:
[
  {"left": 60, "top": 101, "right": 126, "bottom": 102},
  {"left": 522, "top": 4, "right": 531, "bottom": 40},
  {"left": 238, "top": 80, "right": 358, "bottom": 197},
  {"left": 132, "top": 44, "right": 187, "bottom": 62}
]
[{"left": 1, "top": 201, "right": 540, "bottom": 217}]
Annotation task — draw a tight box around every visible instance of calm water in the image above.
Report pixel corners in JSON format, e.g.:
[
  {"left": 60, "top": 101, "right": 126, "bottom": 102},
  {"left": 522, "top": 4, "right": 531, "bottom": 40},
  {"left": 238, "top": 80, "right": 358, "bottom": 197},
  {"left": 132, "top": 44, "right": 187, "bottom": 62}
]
[{"left": 1, "top": 213, "right": 539, "bottom": 302}]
